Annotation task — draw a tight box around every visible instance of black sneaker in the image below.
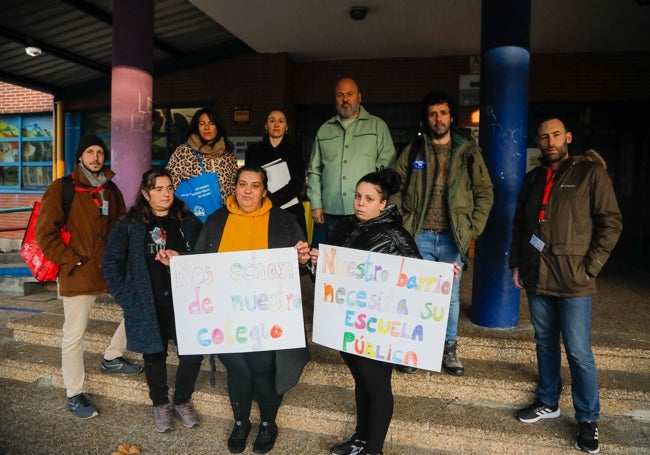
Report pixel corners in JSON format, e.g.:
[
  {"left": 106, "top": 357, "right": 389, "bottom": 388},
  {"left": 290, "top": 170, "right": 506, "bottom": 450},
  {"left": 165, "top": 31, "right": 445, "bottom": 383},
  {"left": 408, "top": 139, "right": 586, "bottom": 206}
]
[
  {"left": 67, "top": 393, "right": 98, "bottom": 419},
  {"left": 359, "top": 450, "right": 383, "bottom": 455},
  {"left": 227, "top": 419, "right": 251, "bottom": 453},
  {"left": 253, "top": 421, "right": 279, "bottom": 454},
  {"left": 517, "top": 399, "right": 560, "bottom": 423},
  {"left": 576, "top": 421, "right": 599, "bottom": 453},
  {"left": 395, "top": 365, "right": 418, "bottom": 374},
  {"left": 101, "top": 356, "right": 143, "bottom": 375},
  {"left": 330, "top": 434, "right": 366, "bottom": 455}
]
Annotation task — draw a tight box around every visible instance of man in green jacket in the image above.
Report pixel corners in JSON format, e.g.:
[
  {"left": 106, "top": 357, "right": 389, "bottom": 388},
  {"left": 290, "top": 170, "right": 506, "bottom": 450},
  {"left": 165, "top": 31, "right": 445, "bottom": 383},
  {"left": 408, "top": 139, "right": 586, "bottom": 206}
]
[
  {"left": 307, "top": 77, "right": 396, "bottom": 245},
  {"left": 391, "top": 91, "right": 493, "bottom": 376},
  {"left": 510, "top": 117, "right": 622, "bottom": 454},
  {"left": 35, "top": 134, "right": 142, "bottom": 420}
]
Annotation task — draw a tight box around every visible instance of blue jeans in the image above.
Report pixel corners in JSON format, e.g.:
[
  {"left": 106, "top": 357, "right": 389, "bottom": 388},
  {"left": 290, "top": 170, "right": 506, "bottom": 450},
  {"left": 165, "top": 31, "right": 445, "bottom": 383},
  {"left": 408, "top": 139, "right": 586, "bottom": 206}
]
[
  {"left": 526, "top": 293, "right": 600, "bottom": 422},
  {"left": 414, "top": 231, "right": 463, "bottom": 344}
]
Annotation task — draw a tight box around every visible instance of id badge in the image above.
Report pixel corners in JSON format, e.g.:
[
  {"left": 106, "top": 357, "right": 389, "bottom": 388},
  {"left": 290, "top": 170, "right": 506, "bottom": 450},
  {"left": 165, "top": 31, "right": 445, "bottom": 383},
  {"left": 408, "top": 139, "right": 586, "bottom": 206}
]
[
  {"left": 102, "top": 200, "right": 109, "bottom": 216},
  {"left": 529, "top": 234, "right": 545, "bottom": 253}
]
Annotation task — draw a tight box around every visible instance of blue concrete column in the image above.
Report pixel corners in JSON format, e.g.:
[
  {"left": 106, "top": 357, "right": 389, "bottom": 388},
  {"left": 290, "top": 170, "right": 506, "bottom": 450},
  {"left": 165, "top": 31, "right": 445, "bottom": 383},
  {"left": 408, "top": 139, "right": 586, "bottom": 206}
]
[
  {"left": 470, "top": 0, "right": 530, "bottom": 328},
  {"left": 110, "top": 0, "right": 154, "bottom": 208}
]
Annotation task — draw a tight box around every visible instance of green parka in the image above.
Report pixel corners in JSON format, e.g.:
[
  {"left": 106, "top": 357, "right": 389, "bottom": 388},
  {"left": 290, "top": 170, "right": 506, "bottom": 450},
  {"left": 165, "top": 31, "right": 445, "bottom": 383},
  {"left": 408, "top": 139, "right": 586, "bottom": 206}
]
[{"left": 390, "top": 130, "right": 494, "bottom": 263}]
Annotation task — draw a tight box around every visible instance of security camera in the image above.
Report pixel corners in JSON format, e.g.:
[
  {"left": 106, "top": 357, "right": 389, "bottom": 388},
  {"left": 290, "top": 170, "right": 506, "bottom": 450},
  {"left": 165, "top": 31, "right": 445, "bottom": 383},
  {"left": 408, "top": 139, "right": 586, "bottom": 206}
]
[
  {"left": 349, "top": 6, "right": 368, "bottom": 20},
  {"left": 25, "top": 46, "right": 42, "bottom": 57}
]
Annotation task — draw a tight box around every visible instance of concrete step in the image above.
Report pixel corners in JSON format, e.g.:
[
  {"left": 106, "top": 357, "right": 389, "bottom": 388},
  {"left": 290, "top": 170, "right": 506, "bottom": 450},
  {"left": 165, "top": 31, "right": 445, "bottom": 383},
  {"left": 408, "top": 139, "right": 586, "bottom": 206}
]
[
  {"left": 11, "top": 308, "right": 650, "bottom": 375},
  {"left": 6, "top": 313, "right": 650, "bottom": 419},
  {"left": 0, "top": 251, "right": 55, "bottom": 294},
  {"left": 0, "top": 342, "right": 648, "bottom": 455}
]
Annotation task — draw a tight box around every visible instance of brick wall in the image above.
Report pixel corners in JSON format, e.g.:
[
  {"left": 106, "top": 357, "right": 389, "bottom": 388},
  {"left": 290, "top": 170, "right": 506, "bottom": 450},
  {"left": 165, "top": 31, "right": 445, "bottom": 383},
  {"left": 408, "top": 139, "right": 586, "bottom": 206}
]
[
  {"left": 0, "top": 194, "right": 41, "bottom": 240},
  {"left": 64, "top": 51, "right": 650, "bottom": 136},
  {"left": 0, "top": 82, "right": 53, "bottom": 114}
]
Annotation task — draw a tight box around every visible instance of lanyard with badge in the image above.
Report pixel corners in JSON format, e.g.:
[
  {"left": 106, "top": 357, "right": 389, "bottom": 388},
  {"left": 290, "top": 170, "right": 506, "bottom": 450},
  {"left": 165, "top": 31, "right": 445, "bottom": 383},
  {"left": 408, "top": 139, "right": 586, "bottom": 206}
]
[
  {"left": 75, "top": 182, "right": 110, "bottom": 216},
  {"left": 530, "top": 167, "right": 555, "bottom": 253}
]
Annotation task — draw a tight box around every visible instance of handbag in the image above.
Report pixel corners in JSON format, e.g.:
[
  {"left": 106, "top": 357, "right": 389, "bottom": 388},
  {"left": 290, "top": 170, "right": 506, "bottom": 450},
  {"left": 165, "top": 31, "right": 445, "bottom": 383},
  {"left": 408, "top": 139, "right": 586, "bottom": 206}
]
[
  {"left": 176, "top": 149, "right": 223, "bottom": 223},
  {"left": 20, "top": 201, "right": 71, "bottom": 282}
]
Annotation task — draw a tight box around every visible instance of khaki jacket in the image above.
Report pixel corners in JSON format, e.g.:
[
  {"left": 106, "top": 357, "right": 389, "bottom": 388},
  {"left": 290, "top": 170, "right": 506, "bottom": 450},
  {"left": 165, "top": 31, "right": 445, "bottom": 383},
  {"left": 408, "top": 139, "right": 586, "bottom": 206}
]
[{"left": 391, "top": 130, "right": 494, "bottom": 263}]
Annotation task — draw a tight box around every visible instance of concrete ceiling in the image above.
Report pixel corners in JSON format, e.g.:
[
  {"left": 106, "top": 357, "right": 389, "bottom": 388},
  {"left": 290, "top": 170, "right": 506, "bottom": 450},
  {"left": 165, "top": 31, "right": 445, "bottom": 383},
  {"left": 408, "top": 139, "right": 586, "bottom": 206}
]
[
  {"left": 191, "top": 0, "right": 650, "bottom": 61},
  {"left": 1, "top": 0, "right": 648, "bottom": 96}
]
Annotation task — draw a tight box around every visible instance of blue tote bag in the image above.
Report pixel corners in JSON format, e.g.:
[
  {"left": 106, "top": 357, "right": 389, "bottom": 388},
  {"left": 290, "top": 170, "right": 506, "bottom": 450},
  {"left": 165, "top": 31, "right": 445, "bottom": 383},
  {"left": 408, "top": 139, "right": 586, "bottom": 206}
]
[{"left": 176, "top": 149, "right": 223, "bottom": 222}]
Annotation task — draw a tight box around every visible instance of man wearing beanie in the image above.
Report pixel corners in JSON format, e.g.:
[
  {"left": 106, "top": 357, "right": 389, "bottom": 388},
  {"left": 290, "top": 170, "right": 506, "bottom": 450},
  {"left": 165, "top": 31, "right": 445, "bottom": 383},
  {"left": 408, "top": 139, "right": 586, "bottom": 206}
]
[{"left": 35, "top": 134, "right": 142, "bottom": 419}]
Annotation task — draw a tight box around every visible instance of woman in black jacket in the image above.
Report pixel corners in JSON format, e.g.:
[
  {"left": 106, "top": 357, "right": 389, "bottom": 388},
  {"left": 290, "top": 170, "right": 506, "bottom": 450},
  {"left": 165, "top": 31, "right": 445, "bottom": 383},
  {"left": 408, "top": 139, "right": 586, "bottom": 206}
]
[
  {"left": 309, "top": 168, "right": 460, "bottom": 455},
  {"left": 245, "top": 108, "right": 307, "bottom": 236}
]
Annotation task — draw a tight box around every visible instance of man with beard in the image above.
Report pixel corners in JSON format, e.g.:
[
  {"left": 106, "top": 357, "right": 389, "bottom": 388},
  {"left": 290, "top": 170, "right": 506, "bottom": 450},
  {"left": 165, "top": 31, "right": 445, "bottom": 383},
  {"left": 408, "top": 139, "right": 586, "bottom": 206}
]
[
  {"left": 509, "top": 117, "right": 622, "bottom": 454},
  {"left": 36, "top": 134, "right": 142, "bottom": 420},
  {"left": 391, "top": 91, "right": 493, "bottom": 376},
  {"left": 307, "top": 77, "right": 396, "bottom": 245}
]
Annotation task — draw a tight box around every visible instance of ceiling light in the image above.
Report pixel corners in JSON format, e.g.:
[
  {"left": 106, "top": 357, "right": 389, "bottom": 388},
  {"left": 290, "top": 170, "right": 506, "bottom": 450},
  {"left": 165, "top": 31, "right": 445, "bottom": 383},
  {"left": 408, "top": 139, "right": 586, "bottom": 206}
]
[
  {"left": 349, "top": 6, "right": 368, "bottom": 20},
  {"left": 25, "top": 46, "right": 42, "bottom": 57}
]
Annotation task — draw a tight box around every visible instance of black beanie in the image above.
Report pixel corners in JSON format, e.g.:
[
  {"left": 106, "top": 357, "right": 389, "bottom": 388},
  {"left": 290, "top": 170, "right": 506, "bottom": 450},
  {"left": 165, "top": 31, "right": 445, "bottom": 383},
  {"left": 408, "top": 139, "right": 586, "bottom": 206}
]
[{"left": 75, "top": 134, "right": 107, "bottom": 159}]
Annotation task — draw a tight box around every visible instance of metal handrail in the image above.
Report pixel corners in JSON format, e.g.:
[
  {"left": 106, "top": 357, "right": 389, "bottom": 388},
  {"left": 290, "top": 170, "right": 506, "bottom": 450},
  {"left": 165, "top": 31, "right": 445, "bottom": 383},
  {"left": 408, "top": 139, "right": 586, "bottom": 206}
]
[
  {"left": 0, "top": 205, "right": 33, "bottom": 233},
  {"left": 0, "top": 206, "right": 33, "bottom": 214}
]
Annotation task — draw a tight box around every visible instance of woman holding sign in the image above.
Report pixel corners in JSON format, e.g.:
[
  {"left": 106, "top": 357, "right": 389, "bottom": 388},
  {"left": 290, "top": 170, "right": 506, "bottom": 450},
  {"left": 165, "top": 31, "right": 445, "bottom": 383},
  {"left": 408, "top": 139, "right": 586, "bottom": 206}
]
[
  {"left": 103, "top": 169, "right": 204, "bottom": 434},
  {"left": 308, "top": 168, "right": 461, "bottom": 455},
  {"left": 245, "top": 108, "right": 307, "bottom": 236},
  {"left": 194, "top": 165, "right": 311, "bottom": 454}
]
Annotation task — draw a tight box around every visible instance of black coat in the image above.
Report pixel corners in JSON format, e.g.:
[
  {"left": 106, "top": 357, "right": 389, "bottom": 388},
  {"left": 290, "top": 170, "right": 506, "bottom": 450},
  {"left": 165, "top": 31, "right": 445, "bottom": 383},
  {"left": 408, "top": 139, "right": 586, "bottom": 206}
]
[
  {"left": 245, "top": 136, "right": 305, "bottom": 209},
  {"left": 327, "top": 205, "right": 421, "bottom": 259}
]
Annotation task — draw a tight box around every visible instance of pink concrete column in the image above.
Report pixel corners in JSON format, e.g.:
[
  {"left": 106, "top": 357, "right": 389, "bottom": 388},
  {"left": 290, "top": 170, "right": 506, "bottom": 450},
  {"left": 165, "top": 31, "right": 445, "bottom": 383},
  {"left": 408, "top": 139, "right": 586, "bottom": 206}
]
[{"left": 110, "top": 0, "right": 154, "bottom": 208}]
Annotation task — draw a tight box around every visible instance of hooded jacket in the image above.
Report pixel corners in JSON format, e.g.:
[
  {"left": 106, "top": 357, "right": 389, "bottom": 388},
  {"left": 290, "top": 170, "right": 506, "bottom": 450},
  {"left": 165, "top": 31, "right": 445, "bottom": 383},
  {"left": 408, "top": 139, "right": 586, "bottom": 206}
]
[
  {"left": 509, "top": 151, "right": 623, "bottom": 297},
  {"left": 35, "top": 164, "right": 126, "bottom": 296},
  {"left": 193, "top": 196, "right": 310, "bottom": 395},
  {"left": 327, "top": 205, "right": 421, "bottom": 259},
  {"left": 390, "top": 130, "right": 493, "bottom": 263}
]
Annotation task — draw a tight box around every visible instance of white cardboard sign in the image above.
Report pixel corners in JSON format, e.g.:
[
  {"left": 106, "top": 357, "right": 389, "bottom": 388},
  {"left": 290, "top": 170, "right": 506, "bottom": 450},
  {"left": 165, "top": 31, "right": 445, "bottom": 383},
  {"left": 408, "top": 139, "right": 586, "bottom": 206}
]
[
  {"left": 312, "top": 244, "right": 453, "bottom": 372},
  {"left": 170, "top": 247, "right": 305, "bottom": 355}
]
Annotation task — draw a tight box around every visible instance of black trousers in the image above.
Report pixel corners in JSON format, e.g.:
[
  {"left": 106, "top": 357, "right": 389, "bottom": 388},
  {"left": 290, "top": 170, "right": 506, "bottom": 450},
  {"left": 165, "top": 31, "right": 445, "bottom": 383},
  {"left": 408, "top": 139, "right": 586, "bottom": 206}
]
[
  {"left": 144, "top": 304, "right": 203, "bottom": 406},
  {"left": 218, "top": 350, "right": 283, "bottom": 423},
  {"left": 341, "top": 351, "right": 394, "bottom": 454},
  {"left": 144, "top": 350, "right": 203, "bottom": 406}
]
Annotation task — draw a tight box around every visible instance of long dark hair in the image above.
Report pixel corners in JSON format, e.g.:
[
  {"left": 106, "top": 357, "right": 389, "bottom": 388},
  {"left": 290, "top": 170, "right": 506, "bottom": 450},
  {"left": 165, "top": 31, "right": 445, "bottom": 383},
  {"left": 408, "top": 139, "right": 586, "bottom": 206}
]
[
  {"left": 127, "top": 168, "right": 189, "bottom": 223},
  {"left": 357, "top": 168, "right": 401, "bottom": 202},
  {"left": 185, "top": 107, "right": 228, "bottom": 145}
]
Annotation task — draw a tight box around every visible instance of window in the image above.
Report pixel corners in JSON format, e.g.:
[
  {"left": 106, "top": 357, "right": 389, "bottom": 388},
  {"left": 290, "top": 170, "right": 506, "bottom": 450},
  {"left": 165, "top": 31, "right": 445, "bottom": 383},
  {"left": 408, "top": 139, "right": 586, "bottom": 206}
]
[
  {"left": 153, "top": 108, "right": 195, "bottom": 165},
  {"left": 82, "top": 108, "right": 196, "bottom": 167},
  {"left": 0, "top": 114, "right": 53, "bottom": 191}
]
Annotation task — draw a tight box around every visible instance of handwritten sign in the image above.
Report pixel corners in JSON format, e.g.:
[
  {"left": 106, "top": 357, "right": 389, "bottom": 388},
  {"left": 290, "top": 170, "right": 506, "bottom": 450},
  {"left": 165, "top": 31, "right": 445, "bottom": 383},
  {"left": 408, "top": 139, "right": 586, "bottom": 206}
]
[
  {"left": 312, "top": 244, "right": 453, "bottom": 372},
  {"left": 170, "top": 248, "right": 306, "bottom": 355}
]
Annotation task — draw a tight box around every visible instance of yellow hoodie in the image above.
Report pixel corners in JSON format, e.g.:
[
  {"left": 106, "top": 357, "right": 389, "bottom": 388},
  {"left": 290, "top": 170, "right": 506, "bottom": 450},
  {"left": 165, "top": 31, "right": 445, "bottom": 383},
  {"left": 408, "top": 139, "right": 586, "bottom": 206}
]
[{"left": 218, "top": 195, "right": 271, "bottom": 252}]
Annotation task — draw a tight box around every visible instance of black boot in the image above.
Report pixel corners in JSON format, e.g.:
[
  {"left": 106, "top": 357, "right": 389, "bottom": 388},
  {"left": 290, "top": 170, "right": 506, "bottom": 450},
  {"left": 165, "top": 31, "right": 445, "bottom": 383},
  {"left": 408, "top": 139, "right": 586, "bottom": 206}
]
[
  {"left": 253, "top": 421, "right": 279, "bottom": 454},
  {"left": 227, "top": 419, "right": 251, "bottom": 453}
]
